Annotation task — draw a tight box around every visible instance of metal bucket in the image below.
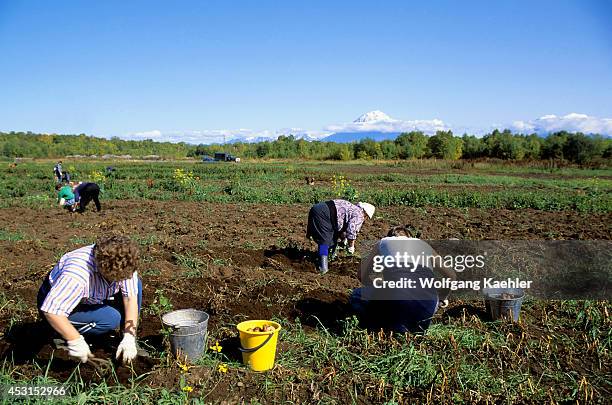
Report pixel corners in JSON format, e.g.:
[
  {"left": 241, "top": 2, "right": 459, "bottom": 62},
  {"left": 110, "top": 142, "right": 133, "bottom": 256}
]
[
  {"left": 162, "top": 309, "right": 209, "bottom": 362},
  {"left": 482, "top": 288, "right": 525, "bottom": 322}
]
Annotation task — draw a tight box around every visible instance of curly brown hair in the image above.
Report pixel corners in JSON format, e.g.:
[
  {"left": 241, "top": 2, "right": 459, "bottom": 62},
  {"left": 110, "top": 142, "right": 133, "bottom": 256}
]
[
  {"left": 386, "top": 225, "right": 421, "bottom": 238},
  {"left": 94, "top": 235, "right": 140, "bottom": 282}
]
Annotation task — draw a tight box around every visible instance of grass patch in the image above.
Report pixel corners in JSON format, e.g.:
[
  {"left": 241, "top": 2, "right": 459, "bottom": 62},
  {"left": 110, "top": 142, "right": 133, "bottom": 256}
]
[
  {"left": 0, "top": 301, "right": 608, "bottom": 403},
  {"left": 173, "top": 252, "right": 208, "bottom": 278},
  {"left": 0, "top": 229, "right": 26, "bottom": 241}
]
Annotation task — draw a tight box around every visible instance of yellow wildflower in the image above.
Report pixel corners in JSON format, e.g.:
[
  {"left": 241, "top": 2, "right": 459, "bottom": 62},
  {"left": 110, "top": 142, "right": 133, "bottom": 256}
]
[
  {"left": 209, "top": 341, "right": 222, "bottom": 353},
  {"left": 182, "top": 385, "right": 193, "bottom": 393},
  {"left": 176, "top": 359, "right": 192, "bottom": 373},
  {"left": 217, "top": 363, "right": 228, "bottom": 373}
]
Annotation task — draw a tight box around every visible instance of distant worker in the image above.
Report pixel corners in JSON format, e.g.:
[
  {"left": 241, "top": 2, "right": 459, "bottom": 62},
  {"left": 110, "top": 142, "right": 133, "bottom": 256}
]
[
  {"left": 53, "top": 161, "right": 63, "bottom": 182},
  {"left": 54, "top": 160, "right": 71, "bottom": 183},
  {"left": 351, "top": 226, "right": 456, "bottom": 333},
  {"left": 73, "top": 182, "right": 102, "bottom": 213},
  {"left": 37, "top": 235, "right": 142, "bottom": 364},
  {"left": 306, "top": 199, "right": 375, "bottom": 275},
  {"left": 55, "top": 183, "right": 76, "bottom": 211}
]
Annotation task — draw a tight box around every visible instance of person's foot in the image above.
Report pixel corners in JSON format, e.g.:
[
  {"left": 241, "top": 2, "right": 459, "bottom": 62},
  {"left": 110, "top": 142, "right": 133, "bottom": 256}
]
[{"left": 318, "top": 255, "right": 329, "bottom": 275}]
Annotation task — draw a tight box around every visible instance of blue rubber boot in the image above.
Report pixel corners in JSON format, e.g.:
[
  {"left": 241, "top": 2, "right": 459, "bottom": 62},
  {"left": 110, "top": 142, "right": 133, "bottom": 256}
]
[{"left": 318, "top": 255, "right": 329, "bottom": 275}]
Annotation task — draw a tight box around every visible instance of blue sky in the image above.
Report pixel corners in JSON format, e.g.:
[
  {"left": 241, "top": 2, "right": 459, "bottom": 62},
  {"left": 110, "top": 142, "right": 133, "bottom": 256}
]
[{"left": 0, "top": 0, "right": 611, "bottom": 142}]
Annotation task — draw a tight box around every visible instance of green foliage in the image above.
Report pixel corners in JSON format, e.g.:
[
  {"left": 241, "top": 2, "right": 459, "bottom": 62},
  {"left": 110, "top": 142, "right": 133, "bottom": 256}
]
[
  {"left": 1, "top": 161, "right": 611, "bottom": 212},
  {"left": 563, "top": 133, "right": 598, "bottom": 164},
  {"left": 331, "top": 144, "right": 353, "bottom": 161},
  {"left": 173, "top": 252, "right": 207, "bottom": 278},
  {"left": 484, "top": 129, "right": 526, "bottom": 160},
  {"left": 396, "top": 131, "right": 429, "bottom": 158},
  {"left": 428, "top": 130, "right": 463, "bottom": 160},
  {"left": 148, "top": 289, "right": 173, "bottom": 317},
  {"left": 1, "top": 130, "right": 611, "bottom": 163},
  {"left": 461, "top": 134, "right": 486, "bottom": 159},
  {"left": 0, "top": 131, "right": 192, "bottom": 159},
  {"left": 542, "top": 132, "right": 569, "bottom": 159},
  {"left": 0, "top": 229, "right": 26, "bottom": 241},
  {"left": 172, "top": 168, "right": 202, "bottom": 196},
  {"left": 331, "top": 175, "right": 359, "bottom": 201}
]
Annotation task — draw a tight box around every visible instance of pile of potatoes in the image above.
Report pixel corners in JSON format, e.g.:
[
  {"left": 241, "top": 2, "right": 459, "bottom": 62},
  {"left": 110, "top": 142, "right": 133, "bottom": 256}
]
[{"left": 247, "top": 325, "right": 275, "bottom": 333}]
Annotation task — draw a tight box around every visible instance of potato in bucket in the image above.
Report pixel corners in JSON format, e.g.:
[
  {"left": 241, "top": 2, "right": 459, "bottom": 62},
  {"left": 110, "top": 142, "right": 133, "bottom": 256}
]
[{"left": 237, "top": 320, "right": 281, "bottom": 372}]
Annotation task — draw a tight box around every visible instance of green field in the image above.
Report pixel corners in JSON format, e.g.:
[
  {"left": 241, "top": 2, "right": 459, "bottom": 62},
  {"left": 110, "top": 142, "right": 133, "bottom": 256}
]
[
  {"left": 0, "top": 160, "right": 610, "bottom": 404},
  {"left": 2, "top": 160, "right": 611, "bottom": 212}
]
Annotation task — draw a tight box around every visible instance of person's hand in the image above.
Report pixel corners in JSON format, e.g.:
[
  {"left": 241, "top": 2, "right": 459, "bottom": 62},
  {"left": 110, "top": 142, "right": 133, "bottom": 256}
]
[
  {"left": 347, "top": 245, "right": 355, "bottom": 255},
  {"left": 116, "top": 333, "right": 138, "bottom": 364},
  {"left": 67, "top": 335, "right": 93, "bottom": 363}
]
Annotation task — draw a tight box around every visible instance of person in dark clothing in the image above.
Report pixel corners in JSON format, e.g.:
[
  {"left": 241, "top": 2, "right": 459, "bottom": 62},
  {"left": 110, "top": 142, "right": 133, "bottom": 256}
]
[
  {"left": 306, "top": 199, "right": 375, "bottom": 275},
  {"left": 74, "top": 182, "right": 101, "bottom": 212},
  {"left": 53, "top": 161, "right": 63, "bottom": 183},
  {"left": 351, "top": 226, "right": 456, "bottom": 333}
]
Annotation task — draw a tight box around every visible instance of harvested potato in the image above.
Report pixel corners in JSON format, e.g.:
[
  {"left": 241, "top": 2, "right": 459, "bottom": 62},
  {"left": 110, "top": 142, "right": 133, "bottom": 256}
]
[{"left": 247, "top": 325, "right": 275, "bottom": 333}]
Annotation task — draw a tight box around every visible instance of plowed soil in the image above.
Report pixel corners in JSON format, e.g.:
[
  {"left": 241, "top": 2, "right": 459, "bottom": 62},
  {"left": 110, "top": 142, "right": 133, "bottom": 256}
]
[{"left": 0, "top": 200, "right": 610, "bottom": 388}]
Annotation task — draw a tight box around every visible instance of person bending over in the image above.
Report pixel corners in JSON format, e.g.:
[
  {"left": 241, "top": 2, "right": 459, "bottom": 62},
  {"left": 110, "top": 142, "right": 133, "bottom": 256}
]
[
  {"left": 73, "top": 182, "right": 102, "bottom": 213},
  {"left": 55, "top": 183, "right": 76, "bottom": 212},
  {"left": 352, "top": 226, "right": 457, "bottom": 333},
  {"left": 306, "top": 199, "right": 375, "bottom": 275}
]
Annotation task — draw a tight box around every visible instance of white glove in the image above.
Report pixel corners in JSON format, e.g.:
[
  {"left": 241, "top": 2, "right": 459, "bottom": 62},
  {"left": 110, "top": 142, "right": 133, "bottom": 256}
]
[
  {"left": 67, "top": 335, "right": 93, "bottom": 363},
  {"left": 116, "top": 333, "right": 138, "bottom": 364},
  {"left": 347, "top": 245, "right": 355, "bottom": 255}
]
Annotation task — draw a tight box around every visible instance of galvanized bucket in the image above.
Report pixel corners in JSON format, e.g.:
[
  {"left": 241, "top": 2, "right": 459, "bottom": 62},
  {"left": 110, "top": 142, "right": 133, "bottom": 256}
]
[
  {"left": 482, "top": 288, "right": 525, "bottom": 322},
  {"left": 162, "top": 309, "right": 209, "bottom": 362}
]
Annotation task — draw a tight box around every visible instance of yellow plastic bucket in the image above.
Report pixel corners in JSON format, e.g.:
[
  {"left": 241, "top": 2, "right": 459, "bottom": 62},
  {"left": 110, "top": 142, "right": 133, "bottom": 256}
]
[{"left": 237, "top": 320, "right": 281, "bottom": 372}]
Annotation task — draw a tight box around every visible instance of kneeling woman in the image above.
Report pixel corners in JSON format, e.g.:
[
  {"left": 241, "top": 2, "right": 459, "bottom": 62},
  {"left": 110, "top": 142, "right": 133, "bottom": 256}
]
[{"left": 37, "top": 235, "right": 142, "bottom": 363}]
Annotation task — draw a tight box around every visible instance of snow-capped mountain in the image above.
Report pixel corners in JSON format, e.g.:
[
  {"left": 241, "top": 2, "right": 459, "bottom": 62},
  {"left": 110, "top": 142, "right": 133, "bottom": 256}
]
[
  {"left": 320, "top": 110, "right": 447, "bottom": 143},
  {"left": 228, "top": 111, "right": 447, "bottom": 143},
  {"left": 353, "top": 110, "right": 394, "bottom": 123}
]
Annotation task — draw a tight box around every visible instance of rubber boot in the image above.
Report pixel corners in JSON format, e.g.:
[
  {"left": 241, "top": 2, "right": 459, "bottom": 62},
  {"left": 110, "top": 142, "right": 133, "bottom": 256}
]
[{"left": 318, "top": 255, "right": 329, "bottom": 275}]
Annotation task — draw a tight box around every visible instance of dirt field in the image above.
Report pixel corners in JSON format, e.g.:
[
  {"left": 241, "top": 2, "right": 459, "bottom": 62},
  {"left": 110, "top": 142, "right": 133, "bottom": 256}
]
[{"left": 0, "top": 200, "right": 610, "bottom": 401}]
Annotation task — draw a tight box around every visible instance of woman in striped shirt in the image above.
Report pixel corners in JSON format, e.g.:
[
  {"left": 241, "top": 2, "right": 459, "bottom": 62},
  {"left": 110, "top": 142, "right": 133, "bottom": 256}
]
[{"left": 37, "top": 235, "right": 142, "bottom": 364}]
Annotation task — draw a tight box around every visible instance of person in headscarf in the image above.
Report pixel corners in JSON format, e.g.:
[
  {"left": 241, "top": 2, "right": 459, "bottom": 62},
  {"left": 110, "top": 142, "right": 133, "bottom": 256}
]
[{"left": 306, "top": 199, "right": 375, "bottom": 274}]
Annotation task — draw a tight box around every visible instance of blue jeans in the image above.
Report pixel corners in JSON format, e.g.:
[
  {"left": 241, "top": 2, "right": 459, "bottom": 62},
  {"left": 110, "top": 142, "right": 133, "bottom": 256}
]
[{"left": 38, "top": 278, "right": 142, "bottom": 336}]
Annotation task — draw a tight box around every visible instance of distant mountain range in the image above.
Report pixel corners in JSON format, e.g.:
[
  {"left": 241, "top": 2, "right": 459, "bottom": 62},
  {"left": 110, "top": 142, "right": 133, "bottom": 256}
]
[
  {"left": 150, "top": 110, "right": 612, "bottom": 145},
  {"left": 230, "top": 131, "right": 402, "bottom": 144},
  {"left": 322, "top": 131, "right": 401, "bottom": 143},
  {"left": 228, "top": 110, "right": 429, "bottom": 144}
]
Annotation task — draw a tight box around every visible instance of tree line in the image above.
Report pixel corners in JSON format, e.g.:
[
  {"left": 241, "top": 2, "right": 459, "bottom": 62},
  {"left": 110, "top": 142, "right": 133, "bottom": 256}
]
[{"left": 1, "top": 130, "right": 611, "bottom": 164}]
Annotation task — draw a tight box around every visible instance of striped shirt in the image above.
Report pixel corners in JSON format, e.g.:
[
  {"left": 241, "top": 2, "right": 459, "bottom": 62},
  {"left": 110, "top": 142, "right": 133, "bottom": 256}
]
[
  {"left": 333, "top": 199, "right": 365, "bottom": 240},
  {"left": 40, "top": 245, "right": 139, "bottom": 316}
]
